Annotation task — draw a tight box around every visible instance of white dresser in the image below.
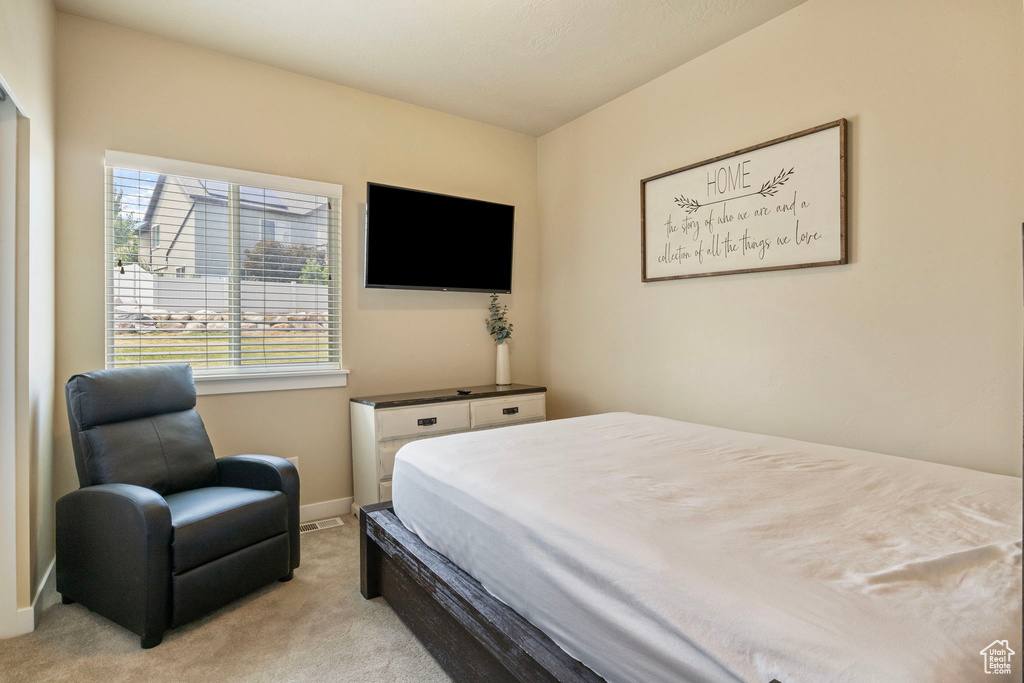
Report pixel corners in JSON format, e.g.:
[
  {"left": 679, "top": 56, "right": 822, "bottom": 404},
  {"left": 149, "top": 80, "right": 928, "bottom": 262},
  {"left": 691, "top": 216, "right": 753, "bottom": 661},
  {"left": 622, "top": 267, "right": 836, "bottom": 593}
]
[{"left": 350, "top": 384, "right": 547, "bottom": 514}]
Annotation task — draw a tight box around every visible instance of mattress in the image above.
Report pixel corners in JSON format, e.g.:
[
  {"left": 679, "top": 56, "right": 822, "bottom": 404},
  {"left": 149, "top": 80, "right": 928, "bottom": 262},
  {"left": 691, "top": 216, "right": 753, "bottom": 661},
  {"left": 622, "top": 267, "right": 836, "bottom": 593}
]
[{"left": 391, "top": 413, "right": 1023, "bottom": 683}]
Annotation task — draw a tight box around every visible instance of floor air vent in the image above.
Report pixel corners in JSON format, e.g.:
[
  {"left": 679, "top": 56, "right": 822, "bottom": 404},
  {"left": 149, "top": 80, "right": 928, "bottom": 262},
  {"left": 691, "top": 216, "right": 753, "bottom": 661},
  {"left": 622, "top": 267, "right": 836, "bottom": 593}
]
[{"left": 299, "top": 517, "right": 344, "bottom": 534}]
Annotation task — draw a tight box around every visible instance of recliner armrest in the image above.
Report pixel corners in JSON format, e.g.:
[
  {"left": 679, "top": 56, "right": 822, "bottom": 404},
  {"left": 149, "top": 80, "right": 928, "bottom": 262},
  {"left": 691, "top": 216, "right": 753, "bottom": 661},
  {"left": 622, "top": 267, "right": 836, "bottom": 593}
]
[
  {"left": 217, "top": 454, "right": 298, "bottom": 495},
  {"left": 217, "top": 455, "right": 300, "bottom": 569},
  {"left": 56, "top": 483, "right": 172, "bottom": 644}
]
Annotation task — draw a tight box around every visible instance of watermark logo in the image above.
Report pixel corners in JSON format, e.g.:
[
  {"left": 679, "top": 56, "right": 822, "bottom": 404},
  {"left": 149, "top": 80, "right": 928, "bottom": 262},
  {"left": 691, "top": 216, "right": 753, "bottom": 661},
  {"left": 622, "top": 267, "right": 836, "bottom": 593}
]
[{"left": 980, "top": 640, "right": 1015, "bottom": 675}]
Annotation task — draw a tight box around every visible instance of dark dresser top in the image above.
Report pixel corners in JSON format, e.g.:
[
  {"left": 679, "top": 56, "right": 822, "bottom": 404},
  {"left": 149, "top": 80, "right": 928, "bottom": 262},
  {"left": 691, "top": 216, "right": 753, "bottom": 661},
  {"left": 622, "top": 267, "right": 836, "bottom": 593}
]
[{"left": 351, "top": 383, "right": 546, "bottom": 409}]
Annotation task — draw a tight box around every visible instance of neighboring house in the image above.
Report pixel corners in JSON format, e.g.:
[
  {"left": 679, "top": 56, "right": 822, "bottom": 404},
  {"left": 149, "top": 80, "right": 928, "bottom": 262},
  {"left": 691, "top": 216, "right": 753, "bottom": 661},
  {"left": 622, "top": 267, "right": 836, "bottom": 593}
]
[{"left": 138, "top": 175, "right": 329, "bottom": 276}]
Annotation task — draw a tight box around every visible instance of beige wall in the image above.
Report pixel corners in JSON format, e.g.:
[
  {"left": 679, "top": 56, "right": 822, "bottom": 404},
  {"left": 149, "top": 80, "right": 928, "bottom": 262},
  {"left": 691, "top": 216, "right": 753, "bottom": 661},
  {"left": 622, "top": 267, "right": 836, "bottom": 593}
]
[
  {"left": 538, "top": 0, "right": 1023, "bottom": 476},
  {"left": 0, "top": 0, "right": 56, "bottom": 610},
  {"left": 54, "top": 0, "right": 1024, "bottom": 514},
  {"left": 54, "top": 14, "right": 541, "bottom": 507}
]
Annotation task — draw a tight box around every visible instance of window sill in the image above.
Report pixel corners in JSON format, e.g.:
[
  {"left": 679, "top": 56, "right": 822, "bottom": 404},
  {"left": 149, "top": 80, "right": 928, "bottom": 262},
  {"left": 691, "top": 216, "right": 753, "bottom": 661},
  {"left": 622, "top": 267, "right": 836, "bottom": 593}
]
[{"left": 194, "top": 369, "right": 349, "bottom": 396}]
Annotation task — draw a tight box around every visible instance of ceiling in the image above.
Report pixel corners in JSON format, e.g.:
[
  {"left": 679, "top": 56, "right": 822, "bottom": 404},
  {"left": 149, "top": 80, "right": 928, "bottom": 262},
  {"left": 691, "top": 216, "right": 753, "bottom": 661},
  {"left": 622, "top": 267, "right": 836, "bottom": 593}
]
[{"left": 54, "top": 0, "right": 807, "bottom": 136}]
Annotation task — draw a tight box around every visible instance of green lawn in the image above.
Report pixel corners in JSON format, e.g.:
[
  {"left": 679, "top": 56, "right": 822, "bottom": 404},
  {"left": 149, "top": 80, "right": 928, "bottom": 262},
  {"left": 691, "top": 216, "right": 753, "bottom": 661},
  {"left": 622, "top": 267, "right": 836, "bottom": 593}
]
[{"left": 113, "top": 330, "right": 330, "bottom": 367}]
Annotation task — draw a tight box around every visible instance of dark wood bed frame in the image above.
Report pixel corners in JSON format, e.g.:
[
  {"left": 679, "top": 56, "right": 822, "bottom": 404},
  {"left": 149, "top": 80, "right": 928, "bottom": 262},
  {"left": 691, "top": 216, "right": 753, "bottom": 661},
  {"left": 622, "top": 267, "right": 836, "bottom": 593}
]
[
  {"left": 360, "top": 502, "right": 783, "bottom": 683},
  {"left": 360, "top": 502, "right": 604, "bottom": 682}
]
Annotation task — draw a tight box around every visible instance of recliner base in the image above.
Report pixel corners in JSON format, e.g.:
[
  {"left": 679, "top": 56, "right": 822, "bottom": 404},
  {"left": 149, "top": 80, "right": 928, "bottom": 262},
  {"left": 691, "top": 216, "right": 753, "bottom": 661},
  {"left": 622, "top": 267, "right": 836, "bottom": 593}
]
[
  {"left": 141, "top": 633, "right": 163, "bottom": 649},
  {"left": 171, "top": 532, "right": 290, "bottom": 628}
]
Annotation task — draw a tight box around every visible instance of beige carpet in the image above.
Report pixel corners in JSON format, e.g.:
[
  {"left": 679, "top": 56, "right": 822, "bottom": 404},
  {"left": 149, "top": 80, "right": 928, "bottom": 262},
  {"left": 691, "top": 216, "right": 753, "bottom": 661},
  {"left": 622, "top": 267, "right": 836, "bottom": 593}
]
[{"left": 0, "top": 516, "right": 452, "bottom": 682}]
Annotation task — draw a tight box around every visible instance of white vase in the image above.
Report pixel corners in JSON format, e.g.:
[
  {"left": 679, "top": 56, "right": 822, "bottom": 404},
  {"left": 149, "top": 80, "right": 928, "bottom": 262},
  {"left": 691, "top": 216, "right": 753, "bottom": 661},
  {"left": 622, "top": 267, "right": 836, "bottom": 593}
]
[{"left": 495, "top": 342, "right": 511, "bottom": 386}]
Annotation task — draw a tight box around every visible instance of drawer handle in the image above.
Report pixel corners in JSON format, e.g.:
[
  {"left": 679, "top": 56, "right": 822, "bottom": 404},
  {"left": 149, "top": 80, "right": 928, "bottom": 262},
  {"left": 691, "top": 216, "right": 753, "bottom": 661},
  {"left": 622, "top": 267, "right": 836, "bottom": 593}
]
[
  {"left": 417, "top": 417, "right": 437, "bottom": 426},
  {"left": 502, "top": 407, "right": 519, "bottom": 415}
]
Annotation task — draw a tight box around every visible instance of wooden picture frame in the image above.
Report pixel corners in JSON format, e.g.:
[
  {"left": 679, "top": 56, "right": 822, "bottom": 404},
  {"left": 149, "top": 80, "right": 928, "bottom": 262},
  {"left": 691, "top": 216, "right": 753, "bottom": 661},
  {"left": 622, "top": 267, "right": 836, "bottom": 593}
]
[{"left": 641, "top": 119, "right": 847, "bottom": 282}]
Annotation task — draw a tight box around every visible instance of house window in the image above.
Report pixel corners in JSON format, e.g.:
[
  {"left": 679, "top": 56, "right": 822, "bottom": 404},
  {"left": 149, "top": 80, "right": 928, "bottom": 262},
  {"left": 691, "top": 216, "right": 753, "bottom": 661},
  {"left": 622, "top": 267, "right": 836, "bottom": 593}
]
[{"left": 106, "top": 152, "right": 345, "bottom": 392}]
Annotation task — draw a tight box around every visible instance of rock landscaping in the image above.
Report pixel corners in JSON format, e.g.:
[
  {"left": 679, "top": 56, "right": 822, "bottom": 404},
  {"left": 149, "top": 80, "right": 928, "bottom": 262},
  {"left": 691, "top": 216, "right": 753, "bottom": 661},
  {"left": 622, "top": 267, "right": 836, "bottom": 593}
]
[{"left": 113, "top": 308, "right": 329, "bottom": 333}]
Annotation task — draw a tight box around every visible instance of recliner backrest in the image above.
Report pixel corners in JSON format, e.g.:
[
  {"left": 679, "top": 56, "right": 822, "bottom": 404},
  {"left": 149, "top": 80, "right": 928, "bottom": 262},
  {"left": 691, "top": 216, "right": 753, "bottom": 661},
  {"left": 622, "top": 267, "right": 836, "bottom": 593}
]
[{"left": 66, "top": 364, "right": 217, "bottom": 494}]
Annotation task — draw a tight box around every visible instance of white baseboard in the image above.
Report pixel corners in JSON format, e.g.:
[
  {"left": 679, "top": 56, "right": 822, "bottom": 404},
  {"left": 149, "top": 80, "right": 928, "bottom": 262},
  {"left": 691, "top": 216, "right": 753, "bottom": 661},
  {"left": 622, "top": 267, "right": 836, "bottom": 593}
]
[
  {"left": 13, "top": 607, "right": 33, "bottom": 635},
  {"left": 32, "top": 558, "right": 55, "bottom": 626},
  {"left": 300, "top": 496, "right": 354, "bottom": 523},
  {"left": 11, "top": 556, "right": 55, "bottom": 636}
]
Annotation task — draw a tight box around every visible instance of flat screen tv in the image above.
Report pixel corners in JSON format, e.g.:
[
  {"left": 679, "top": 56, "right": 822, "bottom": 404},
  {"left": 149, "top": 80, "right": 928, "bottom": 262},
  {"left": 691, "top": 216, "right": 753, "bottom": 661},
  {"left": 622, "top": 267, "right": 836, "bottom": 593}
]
[{"left": 364, "top": 183, "right": 514, "bottom": 293}]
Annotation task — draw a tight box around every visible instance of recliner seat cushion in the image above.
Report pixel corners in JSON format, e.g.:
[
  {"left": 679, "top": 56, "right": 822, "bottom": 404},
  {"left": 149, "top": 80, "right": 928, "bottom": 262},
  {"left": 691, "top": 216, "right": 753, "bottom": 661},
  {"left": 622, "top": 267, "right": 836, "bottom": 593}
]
[
  {"left": 165, "top": 487, "right": 288, "bottom": 573},
  {"left": 80, "top": 410, "right": 218, "bottom": 495}
]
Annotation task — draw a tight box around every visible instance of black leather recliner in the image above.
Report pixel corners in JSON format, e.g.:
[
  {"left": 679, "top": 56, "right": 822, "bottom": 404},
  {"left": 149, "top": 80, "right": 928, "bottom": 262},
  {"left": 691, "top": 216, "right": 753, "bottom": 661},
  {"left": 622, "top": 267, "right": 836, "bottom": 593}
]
[{"left": 56, "top": 363, "right": 300, "bottom": 648}]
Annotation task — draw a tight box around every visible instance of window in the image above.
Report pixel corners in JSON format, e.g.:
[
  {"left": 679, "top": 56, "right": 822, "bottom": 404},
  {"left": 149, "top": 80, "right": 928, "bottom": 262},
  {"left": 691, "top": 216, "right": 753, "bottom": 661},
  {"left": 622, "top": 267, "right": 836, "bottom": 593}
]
[{"left": 106, "top": 152, "right": 344, "bottom": 392}]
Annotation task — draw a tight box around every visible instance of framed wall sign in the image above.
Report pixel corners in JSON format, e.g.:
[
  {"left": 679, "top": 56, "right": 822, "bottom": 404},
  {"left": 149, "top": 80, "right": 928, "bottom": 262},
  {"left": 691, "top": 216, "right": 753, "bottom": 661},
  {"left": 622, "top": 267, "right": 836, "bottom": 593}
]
[{"left": 641, "top": 119, "right": 846, "bottom": 281}]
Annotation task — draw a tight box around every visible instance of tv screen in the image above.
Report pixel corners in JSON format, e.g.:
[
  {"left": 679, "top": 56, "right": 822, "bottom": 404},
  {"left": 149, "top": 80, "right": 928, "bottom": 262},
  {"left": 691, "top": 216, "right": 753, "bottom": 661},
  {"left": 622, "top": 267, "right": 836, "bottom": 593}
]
[{"left": 364, "top": 183, "right": 514, "bottom": 293}]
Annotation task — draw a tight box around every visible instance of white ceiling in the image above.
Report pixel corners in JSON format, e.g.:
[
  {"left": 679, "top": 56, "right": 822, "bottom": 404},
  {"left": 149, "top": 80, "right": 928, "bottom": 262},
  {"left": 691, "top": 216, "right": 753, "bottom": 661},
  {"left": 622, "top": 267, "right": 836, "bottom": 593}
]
[{"left": 54, "top": 0, "right": 807, "bottom": 136}]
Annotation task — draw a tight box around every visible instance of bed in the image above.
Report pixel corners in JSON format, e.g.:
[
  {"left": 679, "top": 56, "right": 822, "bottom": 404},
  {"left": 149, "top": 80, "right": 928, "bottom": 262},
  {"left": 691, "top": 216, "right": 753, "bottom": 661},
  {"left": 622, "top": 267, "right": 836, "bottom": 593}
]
[{"left": 361, "top": 412, "right": 1023, "bottom": 682}]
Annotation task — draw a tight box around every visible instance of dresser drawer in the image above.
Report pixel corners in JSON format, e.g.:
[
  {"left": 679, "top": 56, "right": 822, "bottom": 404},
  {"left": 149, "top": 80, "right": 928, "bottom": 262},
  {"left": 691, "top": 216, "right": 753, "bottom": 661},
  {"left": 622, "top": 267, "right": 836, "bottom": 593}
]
[
  {"left": 377, "top": 438, "right": 416, "bottom": 480},
  {"left": 379, "top": 480, "right": 392, "bottom": 502},
  {"left": 378, "top": 442, "right": 398, "bottom": 480},
  {"left": 377, "top": 402, "right": 471, "bottom": 441},
  {"left": 471, "top": 393, "right": 545, "bottom": 428}
]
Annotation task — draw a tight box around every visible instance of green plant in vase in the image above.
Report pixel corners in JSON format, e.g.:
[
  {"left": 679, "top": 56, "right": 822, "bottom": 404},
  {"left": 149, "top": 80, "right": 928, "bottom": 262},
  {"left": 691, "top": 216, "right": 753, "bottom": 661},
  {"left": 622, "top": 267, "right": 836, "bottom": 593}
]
[
  {"left": 486, "top": 294, "right": 513, "bottom": 384},
  {"left": 487, "top": 294, "right": 513, "bottom": 343}
]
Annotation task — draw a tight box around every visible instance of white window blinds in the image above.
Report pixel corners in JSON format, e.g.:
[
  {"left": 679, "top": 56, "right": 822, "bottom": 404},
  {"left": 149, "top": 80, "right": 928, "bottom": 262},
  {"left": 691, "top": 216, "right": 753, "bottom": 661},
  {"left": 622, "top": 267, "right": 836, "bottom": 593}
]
[{"left": 105, "top": 155, "right": 341, "bottom": 376}]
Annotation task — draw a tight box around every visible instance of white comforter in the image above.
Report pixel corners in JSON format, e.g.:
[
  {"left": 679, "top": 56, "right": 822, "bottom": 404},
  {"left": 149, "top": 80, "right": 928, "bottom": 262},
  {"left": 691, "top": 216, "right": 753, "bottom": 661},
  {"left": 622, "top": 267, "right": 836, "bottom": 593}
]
[{"left": 392, "top": 413, "right": 1023, "bottom": 683}]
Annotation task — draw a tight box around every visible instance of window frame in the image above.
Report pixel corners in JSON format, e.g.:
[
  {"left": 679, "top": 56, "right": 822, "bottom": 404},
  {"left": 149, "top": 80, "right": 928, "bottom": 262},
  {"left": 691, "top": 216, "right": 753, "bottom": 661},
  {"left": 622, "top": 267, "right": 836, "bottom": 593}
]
[{"left": 104, "top": 151, "right": 347, "bottom": 395}]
